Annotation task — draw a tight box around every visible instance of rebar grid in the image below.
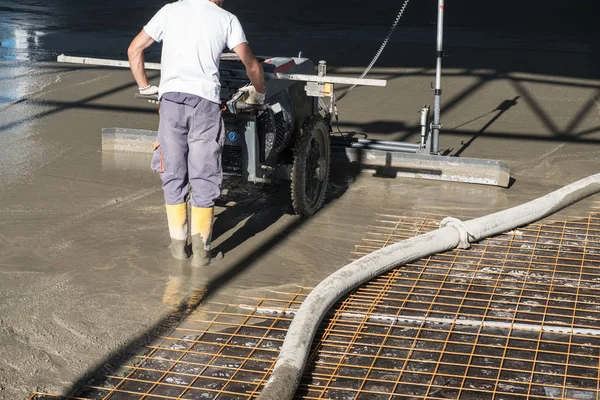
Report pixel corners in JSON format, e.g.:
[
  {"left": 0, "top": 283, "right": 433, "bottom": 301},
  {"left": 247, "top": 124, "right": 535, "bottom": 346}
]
[{"left": 32, "top": 211, "right": 600, "bottom": 400}]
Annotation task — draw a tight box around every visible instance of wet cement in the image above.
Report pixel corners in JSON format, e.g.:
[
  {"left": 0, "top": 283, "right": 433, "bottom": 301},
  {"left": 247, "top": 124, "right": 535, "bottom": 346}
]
[{"left": 0, "top": 0, "right": 599, "bottom": 398}]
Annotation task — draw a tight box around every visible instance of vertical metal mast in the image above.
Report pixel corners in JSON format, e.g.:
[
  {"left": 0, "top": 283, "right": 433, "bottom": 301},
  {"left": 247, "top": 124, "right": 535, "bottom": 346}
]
[{"left": 431, "top": 0, "right": 445, "bottom": 154}]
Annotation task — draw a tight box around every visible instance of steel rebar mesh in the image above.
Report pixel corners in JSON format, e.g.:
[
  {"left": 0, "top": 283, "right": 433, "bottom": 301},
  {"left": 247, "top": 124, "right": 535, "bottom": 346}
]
[{"left": 32, "top": 210, "right": 600, "bottom": 399}]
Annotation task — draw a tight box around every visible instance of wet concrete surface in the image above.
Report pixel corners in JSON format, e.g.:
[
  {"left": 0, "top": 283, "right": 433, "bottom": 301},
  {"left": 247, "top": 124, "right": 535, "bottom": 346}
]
[{"left": 0, "top": 0, "right": 599, "bottom": 398}]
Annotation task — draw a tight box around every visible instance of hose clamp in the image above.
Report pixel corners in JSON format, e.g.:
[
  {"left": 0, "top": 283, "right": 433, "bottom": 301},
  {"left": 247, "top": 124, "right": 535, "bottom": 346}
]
[{"left": 440, "top": 217, "right": 475, "bottom": 249}]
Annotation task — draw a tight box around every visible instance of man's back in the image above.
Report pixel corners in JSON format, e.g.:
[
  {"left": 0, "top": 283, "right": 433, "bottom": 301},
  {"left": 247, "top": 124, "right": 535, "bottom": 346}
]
[
  {"left": 127, "top": 0, "right": 264, "bottom": 266},
  {"left": 144, "top": 0, "right": 247, "bottom": 103}
]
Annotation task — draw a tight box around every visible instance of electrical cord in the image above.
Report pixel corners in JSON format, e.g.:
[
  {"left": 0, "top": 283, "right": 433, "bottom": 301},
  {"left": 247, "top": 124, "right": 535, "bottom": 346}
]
[
  {"left": 336, "top": 0, "right": 411, "bottom": 102},
  {"left": 319, "top": 0, "right": 411, "bottom": 137}
]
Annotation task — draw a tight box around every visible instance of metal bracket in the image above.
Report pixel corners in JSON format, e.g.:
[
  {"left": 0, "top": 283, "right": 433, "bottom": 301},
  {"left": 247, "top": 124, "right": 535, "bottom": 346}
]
[
  {"left": 242, "top": 119, "right": 268, "bottom": 183},
  {"left": 305, "top": 82, "right": 334, "bottom": 98}
]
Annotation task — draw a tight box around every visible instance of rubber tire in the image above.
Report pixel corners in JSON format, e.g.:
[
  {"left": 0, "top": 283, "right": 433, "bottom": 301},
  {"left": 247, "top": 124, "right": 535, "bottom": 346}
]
[{"left": 291, "top": 116, "right": 331, "bottom": 217}]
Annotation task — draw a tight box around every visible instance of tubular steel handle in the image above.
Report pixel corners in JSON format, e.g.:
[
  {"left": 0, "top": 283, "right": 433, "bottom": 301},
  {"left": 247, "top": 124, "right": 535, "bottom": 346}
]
[
  {"left": 134, "top": 93, "right": 159, "bottom": 101},
  {"left": 58, "top": 54, "right": 387, "bottom": 87},
  {"left": 133, "top": 92, "right": 265, "bottom": 114},
  {"left": 235, "top": 102, "right": 266, "bottom": 111}
]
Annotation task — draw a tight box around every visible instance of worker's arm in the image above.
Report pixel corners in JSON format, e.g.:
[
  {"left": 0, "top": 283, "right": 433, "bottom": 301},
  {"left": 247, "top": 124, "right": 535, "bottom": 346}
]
[
  {"left": 233, "top": 42, "right": 265, "bottom": 94},
  {"left": 127, "top": 30, "right": 156, "bottom": 92}
]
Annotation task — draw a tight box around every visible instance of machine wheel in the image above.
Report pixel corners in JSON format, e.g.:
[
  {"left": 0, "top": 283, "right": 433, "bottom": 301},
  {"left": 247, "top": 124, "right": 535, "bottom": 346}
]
[{"left": 291, "top": 116, "right": 331, "bottom": 217}]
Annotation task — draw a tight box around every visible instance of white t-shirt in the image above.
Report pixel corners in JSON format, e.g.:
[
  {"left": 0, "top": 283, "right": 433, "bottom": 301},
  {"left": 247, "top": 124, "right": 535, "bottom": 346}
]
[{"left": 143, "top": 0, "right": 247, "bottom": 103}]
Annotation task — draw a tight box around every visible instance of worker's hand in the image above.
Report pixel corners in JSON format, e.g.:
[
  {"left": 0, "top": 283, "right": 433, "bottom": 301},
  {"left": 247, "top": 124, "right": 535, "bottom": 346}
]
[
  {"left": 139, "top": 85, "right": 159, "bottom": 96},
  {"left": 139, "top": 85, "right": 159, "bottom": 104},
  {"left": 238, "top": 85, "right": 266, "bottom": 105}
]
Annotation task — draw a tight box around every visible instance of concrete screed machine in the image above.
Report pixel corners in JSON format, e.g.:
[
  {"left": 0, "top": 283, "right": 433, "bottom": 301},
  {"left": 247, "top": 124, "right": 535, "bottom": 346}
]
[
  {"left": 57, "top": 0, "right": 509, "bottom": 218},
  {"left": 141, "top": 54, "right": 386, "bottom": 217},
  {"left": 58, "top": 52, "right": 389, "bottom": 217}
]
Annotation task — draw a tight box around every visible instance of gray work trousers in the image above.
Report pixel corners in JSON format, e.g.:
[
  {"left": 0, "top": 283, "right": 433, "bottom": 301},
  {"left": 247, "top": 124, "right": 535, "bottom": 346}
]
[{"left": 152, "top": 92, "right": 224, "bottom": 208}]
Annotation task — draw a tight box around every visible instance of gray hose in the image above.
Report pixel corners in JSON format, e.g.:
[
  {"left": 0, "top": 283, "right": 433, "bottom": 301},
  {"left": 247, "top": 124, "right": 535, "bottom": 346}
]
[{"left": 256, "top": 173, "right": 600, "bottom": 400}]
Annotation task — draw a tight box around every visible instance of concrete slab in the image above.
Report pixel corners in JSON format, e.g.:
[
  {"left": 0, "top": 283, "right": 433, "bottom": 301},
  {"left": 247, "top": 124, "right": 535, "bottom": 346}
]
[{"left": 101, "top": 127, "right": 156, "bottom": 153}]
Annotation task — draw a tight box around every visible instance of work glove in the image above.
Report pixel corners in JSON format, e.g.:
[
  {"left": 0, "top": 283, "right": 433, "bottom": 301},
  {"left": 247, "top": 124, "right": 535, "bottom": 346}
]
[
  {"left": 139, "top": 84, "right": 159, "bottom": 95},
  {"left": 238, "top": 85, "right": 266, "bottom": 105},
  {"left": 139, "top": 85, "right": 159, "bottom": 104}
]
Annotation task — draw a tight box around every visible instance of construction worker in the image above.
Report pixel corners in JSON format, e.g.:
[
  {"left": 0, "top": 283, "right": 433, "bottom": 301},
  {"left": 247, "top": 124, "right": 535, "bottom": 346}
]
[{"left": 127, "top": 0, "right": 265, "bottom": 266}]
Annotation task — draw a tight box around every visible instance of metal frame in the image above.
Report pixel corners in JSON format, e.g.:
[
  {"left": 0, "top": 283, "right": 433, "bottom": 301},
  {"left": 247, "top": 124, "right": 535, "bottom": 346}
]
[{"left": 324, "top": 0, "right": 511, "bottom": 187}]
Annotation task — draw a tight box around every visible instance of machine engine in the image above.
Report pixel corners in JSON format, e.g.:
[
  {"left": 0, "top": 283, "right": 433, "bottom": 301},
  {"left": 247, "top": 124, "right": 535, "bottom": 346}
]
[{"left": 218, "top": 54, "right": 316, "bottom": 178}]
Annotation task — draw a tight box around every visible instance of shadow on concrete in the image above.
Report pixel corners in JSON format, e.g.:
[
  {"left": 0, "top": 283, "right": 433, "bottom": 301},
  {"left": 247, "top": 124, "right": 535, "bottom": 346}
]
[
  {"left": 454, "top": 96, "right": 521, "bottom": 156},
  {"left": 211, "top": 179, "right": 292, "bottom": 256},
  {"left": 0, "top": 70, "right": 160, "bottom": 133},
  {"left": 30, "top": 153, "right": 362, "bottom": 399},
  {"left": 32, "top": 220, "right": 305, "bottom": 398},
  {"left": 4, "top": 67, "right": 598, "bottom": 151},
  {"left": 2, "top": 0, "right": 598, "bottom": 135},
  {"left": 332, "top": 71, "right": 599, "bottom": 146}
]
